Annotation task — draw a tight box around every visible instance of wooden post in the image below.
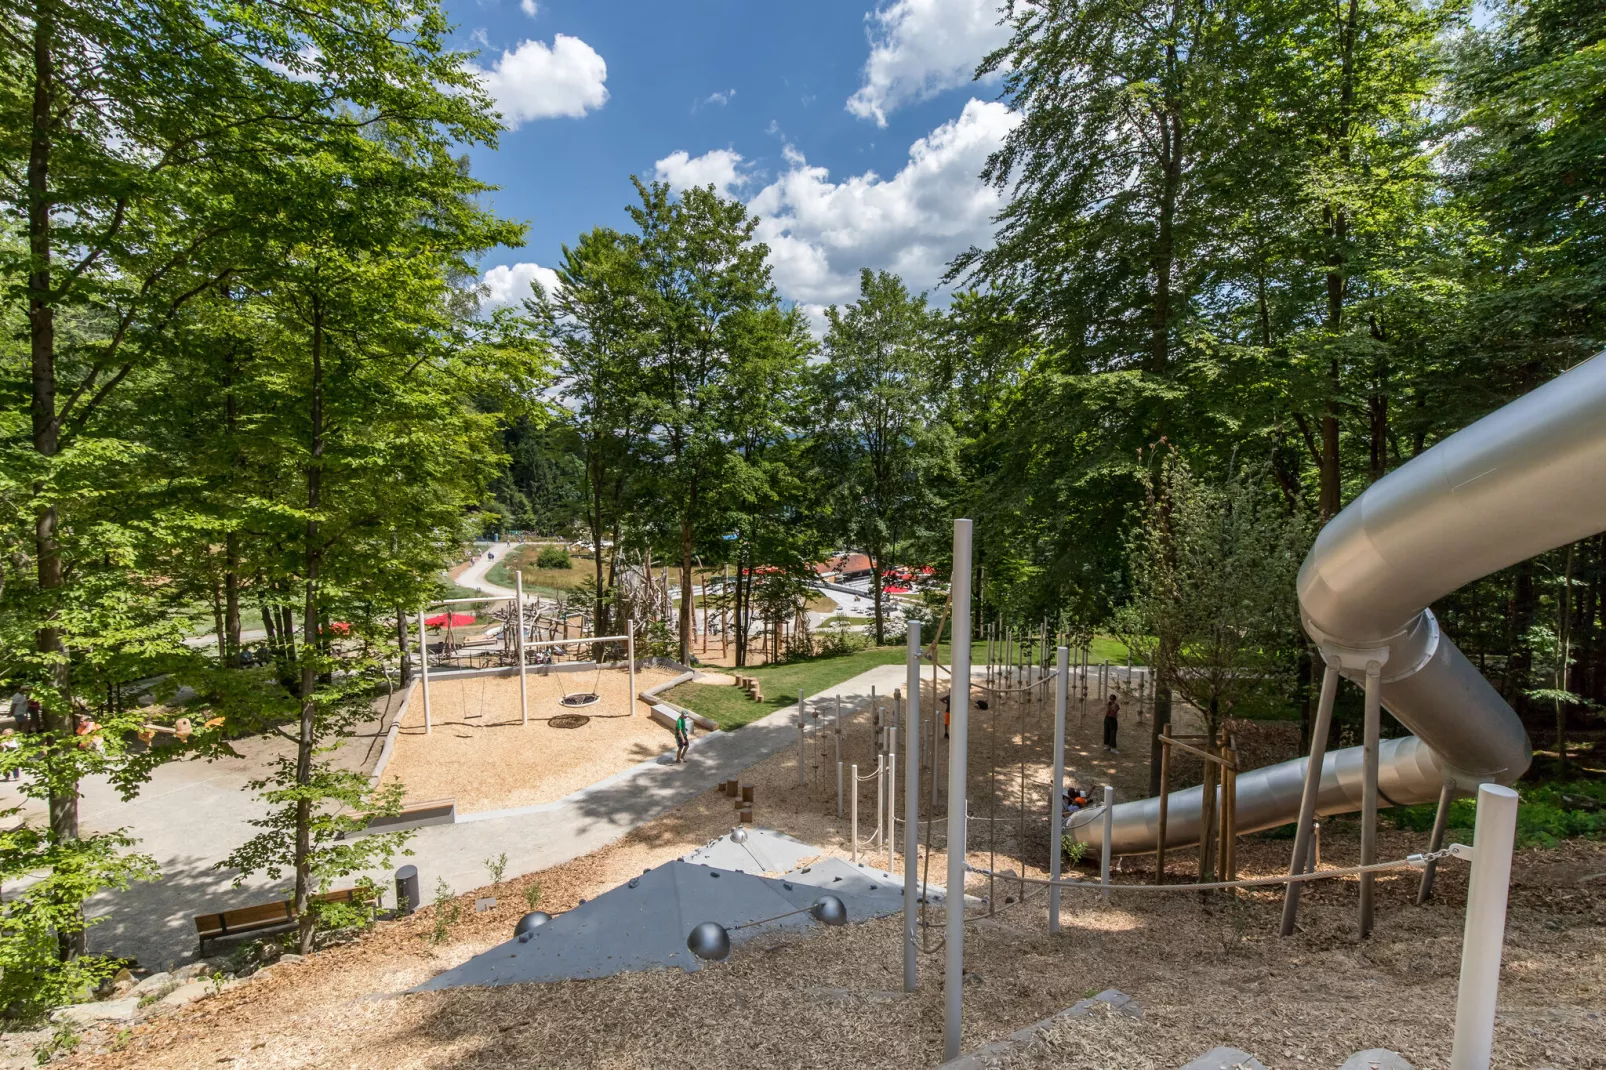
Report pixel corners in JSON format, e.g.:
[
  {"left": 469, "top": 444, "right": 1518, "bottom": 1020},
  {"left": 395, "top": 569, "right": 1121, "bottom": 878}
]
[
  {"left": 515, "top": 574, "right": 528, "bottom": 726},
  {"left": 627, "top": 621, "right": 636, "bottom": 717},
  {"left": 1156, "top": 723, "right": 1171, "bottom": 881},
  {"left": 1225, "top": 739, "right": 1239, "bottom": 885},
  {"left": 1199, "top": 746, "right": 1218, "bottom": 884}
]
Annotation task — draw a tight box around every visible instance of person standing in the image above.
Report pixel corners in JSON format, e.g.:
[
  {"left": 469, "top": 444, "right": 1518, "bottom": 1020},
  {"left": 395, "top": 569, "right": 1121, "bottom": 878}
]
[
  {"left": 0, "top": 729, "right": 19, "bottom": 781},
  {"left": 674, "top": 710, "right": 691, "bottom": 763},
  {"left": 1102, "top": 693, "right": 1120, "bottom": 754}
]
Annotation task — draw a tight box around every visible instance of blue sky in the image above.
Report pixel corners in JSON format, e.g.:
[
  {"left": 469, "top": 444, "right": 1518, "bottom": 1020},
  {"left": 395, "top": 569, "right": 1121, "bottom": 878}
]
[{"left": 452, "top": 0, "right": 1019, "bottom": 324}]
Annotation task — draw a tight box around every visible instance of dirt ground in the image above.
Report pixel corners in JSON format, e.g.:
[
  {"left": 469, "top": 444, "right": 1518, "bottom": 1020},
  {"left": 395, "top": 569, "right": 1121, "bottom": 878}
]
[
  {"left": 380, "top": 667, "right": 681, "bottom": 813},
  {"left": 61, "top": 675, "right": 1606, "bottom": 1070}
]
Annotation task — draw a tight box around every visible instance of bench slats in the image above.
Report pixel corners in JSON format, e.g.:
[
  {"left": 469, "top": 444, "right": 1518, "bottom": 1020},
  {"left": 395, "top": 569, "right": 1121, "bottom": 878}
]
[{"left": 193, "top": 887, "right": 359, "bottom": 943}]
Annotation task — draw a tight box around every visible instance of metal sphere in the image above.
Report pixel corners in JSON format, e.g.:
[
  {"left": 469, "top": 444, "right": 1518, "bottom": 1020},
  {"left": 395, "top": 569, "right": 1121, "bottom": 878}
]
[
  {"left": 730, "top": 826, "right": 749, "bottom": 844},
  {"left": 810, "top": 894, "right": 848, "bottom": 927},
  {"left": 514, "top": 911, "right": 552, "bottom": 937},
  {"left": 686, "top": 921, "right": 731, "bottom": 961}
]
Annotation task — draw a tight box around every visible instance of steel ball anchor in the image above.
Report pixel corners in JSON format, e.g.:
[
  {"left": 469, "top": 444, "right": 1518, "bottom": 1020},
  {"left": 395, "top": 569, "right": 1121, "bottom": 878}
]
[
  {"left": 686, "top": 921, "right": 731, "bottom": 961},
  {"left": 810, "top": 894, "right": 847, "bottom": 926},
  {"left": 515, "top": 911, "right": 552, "bottom": 939},
  {"left": 730, "top": 826, "right": 749, "bottom": 844}
]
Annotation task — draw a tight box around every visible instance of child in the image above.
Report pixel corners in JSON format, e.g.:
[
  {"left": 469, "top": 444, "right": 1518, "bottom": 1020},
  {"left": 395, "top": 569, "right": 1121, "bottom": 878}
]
[
  {"left": 674, "top": 710, "right": 691, "bottom": 763},
  {"left": 0, "top": 728, "right": 19, "bottom": 781},
  {"left": 1102, "top": 694, "right": 1120, "bottom": 754}
]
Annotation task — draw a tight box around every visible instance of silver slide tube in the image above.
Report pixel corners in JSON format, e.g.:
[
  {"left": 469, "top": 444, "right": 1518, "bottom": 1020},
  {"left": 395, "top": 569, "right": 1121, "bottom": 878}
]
[{"left": 1072, "top": 350, "right": 1606, "bottom": 853}]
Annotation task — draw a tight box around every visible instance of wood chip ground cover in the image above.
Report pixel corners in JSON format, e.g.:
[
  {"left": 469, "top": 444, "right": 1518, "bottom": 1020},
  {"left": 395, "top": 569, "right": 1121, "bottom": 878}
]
[{"left": 58, "top": 680, "right": 1606, "bottom": 1069}]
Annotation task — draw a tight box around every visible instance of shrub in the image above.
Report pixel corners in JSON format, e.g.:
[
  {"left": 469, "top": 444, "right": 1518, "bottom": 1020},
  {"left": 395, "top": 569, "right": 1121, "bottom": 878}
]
[
  {"left": 429, "top": 878, "right": 462, "bottom": 945},
  {"left": 523, "top": 883, "right": 543, "bottom": 911},
  {"left": 536, "top": 546, "right": 572, "bottom": 570}
]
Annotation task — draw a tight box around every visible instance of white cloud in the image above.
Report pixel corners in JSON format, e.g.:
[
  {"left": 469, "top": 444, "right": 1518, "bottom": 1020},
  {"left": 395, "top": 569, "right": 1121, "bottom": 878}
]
[
  {"left": 480, "top": 262, "right": 561, "bottom": 307},
  {"left": 471, "top": 35, "right": 608, "bottom": 127},
  {"left": 520, "top": 0, "right": 538, "bottom": 16},
  {"left": 847, "top": 0, "right": 1010, "bottom": 126},
  {"left": 654, "top": 148, "right": 748, "bottom": 198},
  {"left": 703, "top": 88, "right": 736, "bottom": 107},
  {"left": 748, "top": 98, "right": 1020, "bottom": 308}
]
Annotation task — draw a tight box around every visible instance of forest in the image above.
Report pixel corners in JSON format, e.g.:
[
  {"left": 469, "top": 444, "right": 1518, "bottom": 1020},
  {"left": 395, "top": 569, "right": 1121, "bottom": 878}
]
[{"left": 0, "top": 0, "right": 1601, "bottom": 1017}]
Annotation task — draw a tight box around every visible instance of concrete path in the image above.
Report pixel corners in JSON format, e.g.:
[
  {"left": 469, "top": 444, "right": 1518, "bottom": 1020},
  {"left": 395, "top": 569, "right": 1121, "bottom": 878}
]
[
  {"left": 456, "top": 541, "right": 517, "bottom": 598},
  {"left": 45, "top": 660, "right": 910, "bottom": 971}
]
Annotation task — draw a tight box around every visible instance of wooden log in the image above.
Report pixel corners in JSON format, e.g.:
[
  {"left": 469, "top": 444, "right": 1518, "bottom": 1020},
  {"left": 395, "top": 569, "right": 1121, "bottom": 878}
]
[{"left": 741, "top": 785, "right": 754, "bottom": 804}]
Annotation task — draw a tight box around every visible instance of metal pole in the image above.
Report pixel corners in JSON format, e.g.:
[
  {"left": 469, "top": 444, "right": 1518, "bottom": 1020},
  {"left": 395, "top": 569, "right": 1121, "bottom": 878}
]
[
  {"left": 943, "top": 518, "right": 973, "bottom": 1062},
  {"left": 798, "top": 688, "right": 807, "bottom": 786},
  {"left": 836, "top": 760, "right": 844, "bottom": 817},
  {"left": 1360, "top": 660, "right": 1383, "bottom": 938},
  {"left": 851, "top": 763, "right": 859, "bottom": 864},
  {"left": 1450, "top": 784, "right": 1520, "bottom": 1070},
  {"left": 627, "top": 622, "right": 636, "bottom": 716},
  {"left": 1100, "top": 785, "right": 1114, "bottom": 897},
  {"left": 515, "top": 573, "right": 528, "bottom": 726},
  {"left": 1049, "top": 645, "right": 1068, "bottom": 934},
  {"left": 903, "top": 621, "right": 922, "bottom": 991},
  {"left": 418, "top": 609, "right": 432, "bottom": 734},
  {"left": 1418, "top": 781, "right": 1455, "bottom": 904},
  {"left": 1279, "top": 657, "right": 1340, "bottom": 936}
]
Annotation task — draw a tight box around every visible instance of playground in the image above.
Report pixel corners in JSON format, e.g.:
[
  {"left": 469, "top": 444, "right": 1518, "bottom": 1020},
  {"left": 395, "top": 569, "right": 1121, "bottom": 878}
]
[
  {"left": 380, "top": 666, "right": 684, "bottom": 813},
  {"left": 65, "top": 704, "right": 1606, "bottom": 1070}
]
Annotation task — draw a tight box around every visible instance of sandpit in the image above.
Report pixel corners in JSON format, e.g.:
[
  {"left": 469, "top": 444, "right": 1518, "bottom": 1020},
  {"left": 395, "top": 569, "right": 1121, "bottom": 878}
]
[{"left": 380, "top": 667, "right": 682, "bottom": 813}]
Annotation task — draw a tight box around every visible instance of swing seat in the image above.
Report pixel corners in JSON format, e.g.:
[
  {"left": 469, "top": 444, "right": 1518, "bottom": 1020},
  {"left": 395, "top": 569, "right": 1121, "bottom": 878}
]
[{"left": 559, "top": 692, "right": 601, "bottom": 708}]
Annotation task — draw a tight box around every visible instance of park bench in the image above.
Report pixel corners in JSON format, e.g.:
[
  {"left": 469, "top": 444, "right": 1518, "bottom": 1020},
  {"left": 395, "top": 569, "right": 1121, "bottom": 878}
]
[
  {"left": 363, "top": 797, "right": 457, "bottom": 834},
  {"left": 193, "top": 887, "right": 360, "bottom": 950}
]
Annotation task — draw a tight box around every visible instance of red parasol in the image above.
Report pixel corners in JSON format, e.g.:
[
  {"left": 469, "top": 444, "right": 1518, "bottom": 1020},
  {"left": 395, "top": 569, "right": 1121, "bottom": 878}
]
[{"left": 424, "top": 611, "right": 476, "bottom": 628}]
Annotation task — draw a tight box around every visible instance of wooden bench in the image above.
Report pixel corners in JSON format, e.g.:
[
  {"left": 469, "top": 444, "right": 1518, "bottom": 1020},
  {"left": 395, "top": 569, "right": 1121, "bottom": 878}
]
[{"left": 193, "top": 887, "right": 359, "bottom": 950}]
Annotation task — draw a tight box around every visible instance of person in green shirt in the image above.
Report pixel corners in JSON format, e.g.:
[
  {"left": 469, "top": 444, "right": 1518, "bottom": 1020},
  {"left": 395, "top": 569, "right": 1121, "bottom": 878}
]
[{"left": 674, "top": 711, "right": 690, "bottom": 763}]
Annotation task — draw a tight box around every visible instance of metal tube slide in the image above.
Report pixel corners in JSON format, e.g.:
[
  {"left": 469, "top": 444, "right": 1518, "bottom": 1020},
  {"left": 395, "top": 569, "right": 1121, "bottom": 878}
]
[{"left": 1071, "top": 350, "right": 1606, "bottom": 853}]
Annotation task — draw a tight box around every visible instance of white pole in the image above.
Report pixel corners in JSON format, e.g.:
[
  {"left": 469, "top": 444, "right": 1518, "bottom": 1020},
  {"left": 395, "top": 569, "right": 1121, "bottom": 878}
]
[
  {"left": 903, "top": 620, "right": 921, "bottom": 992},
  {"left": 1100, "top": 785, "right": 1114, "bottom": 896},
  {"left": 887, "top": 752, "right": 897, "bottom": 871},
  {"left": 515, "top": 573, "right": 528, "bottom": 726},
  {"left": 1450, "top": 783, "right": 1520, "bottom": 1070},
  {"left": 836, "top": 760, "right": 844, "bottom": 817},
  {"left": 798, "top": 688, "right": 807, "bottom": 786},
  {"left": 418, "top": 609, "right": 432, "bottom": 735},
  {"left": 1049, "top": 645, "right": 1068, "bottom": 933},
  {"left": 943, "top": 518, "right": 973, "bottom": 1062},
  {"left": 850, "top": 763, "right": 859, "bottom": 864},
  {"left": 875, "top": 754, "right": 884, "bottom": 852},
  {"left": 627, "top": 621, "right": 636, "bottom": 716}
]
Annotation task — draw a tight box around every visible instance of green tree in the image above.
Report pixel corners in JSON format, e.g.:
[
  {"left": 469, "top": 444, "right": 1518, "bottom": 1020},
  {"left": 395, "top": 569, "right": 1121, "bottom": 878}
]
[{"left": 814, "top": 270, "right": 950, "bottom": 645}]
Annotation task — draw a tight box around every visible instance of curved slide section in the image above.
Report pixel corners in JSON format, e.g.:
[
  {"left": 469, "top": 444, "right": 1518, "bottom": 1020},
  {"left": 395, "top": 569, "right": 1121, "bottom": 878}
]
[{"left": 1071, "top": 350, "right": 1606, "bottom": 853}]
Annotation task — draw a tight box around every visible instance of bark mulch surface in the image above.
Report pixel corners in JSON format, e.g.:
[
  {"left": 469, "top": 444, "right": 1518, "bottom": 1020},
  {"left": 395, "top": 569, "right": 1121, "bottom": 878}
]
[{"left": 62, "top": 690, "right": 1606, "bottom": 1070}]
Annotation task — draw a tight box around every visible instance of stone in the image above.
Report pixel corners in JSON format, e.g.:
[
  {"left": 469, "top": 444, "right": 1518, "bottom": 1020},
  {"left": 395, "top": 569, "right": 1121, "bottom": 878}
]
[
  {"left": 1339, "top": 1050, "right": 1414, "bottom": 1070},
  {"left": 130, "top": 971, "right": 172, "bottom": 996},
  {"left": 1178, "top": 1047, "right": 1269, "bottom": 1070},
  {"left": 278, "top": 954, "right": 305, "bottom": 965},
  {"left": 156, "top": 981, "right": 213, "bottom": 1009},
  {"left": 172, "top": 961, "right": 211, "bottom": 982},
  {"left": 475, "top": 897, "right": 497, "bottom": 913},
  {"left": 1065, "top": 988, "right": 1142, "bottom": 1021},
  {"left": 50, "top": 997, "right": 140, "bottom": 1027}
]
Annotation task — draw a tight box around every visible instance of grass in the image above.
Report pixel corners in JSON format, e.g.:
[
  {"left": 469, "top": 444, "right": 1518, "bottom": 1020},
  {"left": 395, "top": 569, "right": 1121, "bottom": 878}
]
[
  {"left": 1385, "top": 777, "right": 1606, "bottom": 848},
  {"left": 665, "top": 635, "right": 1135, "bottom": 730},
  {"left": 486, "top": 545, "right": 597, "bottom": 597}
]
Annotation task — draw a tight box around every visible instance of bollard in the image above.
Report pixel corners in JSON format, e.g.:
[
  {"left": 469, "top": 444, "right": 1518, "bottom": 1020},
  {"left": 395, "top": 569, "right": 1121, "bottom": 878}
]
[
  {"left": 395, "top": 864, "right": 420, "bottom": 916},
  {"left": 1100, "top": 785, "right": 1114, "bottom": 897},
  {"left": 850, "top": 763, "right": 859, "bottom": 864},
  {"left": 1450, "top": 784, "right": 1520, "bottom": 1070}
]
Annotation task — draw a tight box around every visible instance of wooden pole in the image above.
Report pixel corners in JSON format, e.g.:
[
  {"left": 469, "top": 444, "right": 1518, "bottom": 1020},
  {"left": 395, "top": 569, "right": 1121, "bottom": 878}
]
[
  {"left": 627, "top": 621, "right": 636, "bottom": 717},
  {"left": 1156, "top": 723, "right": 1171, "bottom": 881}
]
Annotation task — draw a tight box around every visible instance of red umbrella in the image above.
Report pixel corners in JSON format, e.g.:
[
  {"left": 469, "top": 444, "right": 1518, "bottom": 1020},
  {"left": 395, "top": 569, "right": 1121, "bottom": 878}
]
[{"left": 424, "top": 611, "right": 476, "bottom": 628}]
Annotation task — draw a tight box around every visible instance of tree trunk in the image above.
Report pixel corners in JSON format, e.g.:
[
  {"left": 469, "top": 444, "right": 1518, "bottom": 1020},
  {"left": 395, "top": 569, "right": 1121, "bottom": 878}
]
[
  {"left": 395, "top": 604, "right": 412, "bottom": 685},
  {"left": 678, "top": 517, "right": 694, "bottom": 665},
  {"left": 28, "top": 0, "right": 85, "bottom": 961},
  {"left": 1505, "top": 562, "right": 1536, "bottom": 721},
  {"left": 868, "top": 544, "right": 885, "bottom": 646},
  {"left": 294, "top": 301, "right": 325, "bottom": 956}
]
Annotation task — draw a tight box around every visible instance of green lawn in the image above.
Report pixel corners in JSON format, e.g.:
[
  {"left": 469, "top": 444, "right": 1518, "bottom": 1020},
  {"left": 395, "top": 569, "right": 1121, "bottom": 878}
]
[{"left": 664, "top": 634, "right": 1142, "bottom": 730}]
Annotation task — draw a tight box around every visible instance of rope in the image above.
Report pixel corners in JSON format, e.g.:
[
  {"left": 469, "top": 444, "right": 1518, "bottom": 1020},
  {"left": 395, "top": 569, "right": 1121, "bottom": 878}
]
[{"left": 966, "top": 848, "right": 1459, "bottom": 894}]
